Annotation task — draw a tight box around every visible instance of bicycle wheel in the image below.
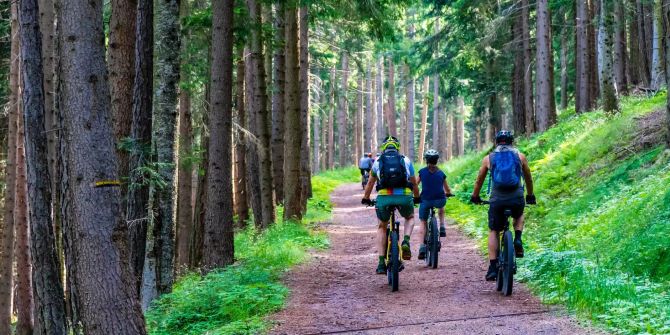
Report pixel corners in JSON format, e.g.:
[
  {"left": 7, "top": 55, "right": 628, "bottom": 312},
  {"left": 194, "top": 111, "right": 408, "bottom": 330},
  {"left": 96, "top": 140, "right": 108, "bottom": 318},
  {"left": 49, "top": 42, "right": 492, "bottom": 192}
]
[
  {"left": 429, "top": 217, "right": 439, "bottom": 269},
  {"left": 389, "top": 231, "right": 400, "bottom": 292},
  {"left": 501, "top": 230, "right": 515, "bottom": 296}
]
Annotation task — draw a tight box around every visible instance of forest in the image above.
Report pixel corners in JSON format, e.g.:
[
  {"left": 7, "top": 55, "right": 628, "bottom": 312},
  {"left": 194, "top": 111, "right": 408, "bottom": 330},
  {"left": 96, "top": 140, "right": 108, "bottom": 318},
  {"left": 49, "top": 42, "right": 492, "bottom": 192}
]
[{"left": 0, "top": 0, "right": 669, "bottom": 334}]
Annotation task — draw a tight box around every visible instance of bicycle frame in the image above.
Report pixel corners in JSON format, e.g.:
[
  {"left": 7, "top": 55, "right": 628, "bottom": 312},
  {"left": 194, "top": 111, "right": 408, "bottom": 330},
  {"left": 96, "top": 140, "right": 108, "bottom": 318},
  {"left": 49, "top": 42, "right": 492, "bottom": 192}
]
[{"left": 386, "top": 207, "right": 402, "bottom": 264}]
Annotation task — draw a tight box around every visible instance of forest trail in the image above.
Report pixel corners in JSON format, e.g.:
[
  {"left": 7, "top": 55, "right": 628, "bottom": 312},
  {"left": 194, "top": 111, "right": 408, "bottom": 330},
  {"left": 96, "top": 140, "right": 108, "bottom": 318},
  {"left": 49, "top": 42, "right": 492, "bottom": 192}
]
[{"left": 269, "top": 183, "right": 605, "bottom": 335}]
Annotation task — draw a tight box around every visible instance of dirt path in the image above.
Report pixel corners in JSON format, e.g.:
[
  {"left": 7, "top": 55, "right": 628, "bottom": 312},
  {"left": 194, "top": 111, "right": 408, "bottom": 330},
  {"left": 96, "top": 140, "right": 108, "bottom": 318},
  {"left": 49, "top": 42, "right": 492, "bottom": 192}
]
[{"left": 269, "top": 184, "right": 604, "bottom": 335}]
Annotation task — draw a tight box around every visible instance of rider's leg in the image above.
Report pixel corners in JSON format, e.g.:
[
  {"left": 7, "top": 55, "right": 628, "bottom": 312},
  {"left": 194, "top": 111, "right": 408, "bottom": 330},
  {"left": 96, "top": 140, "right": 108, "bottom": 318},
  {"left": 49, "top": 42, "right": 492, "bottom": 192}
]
[
  {"left": 377, "top": 220, "right": 389, "bottom": 257},
  {"left": 513, "top": 214, "right": 525, "bottom": 239},
  {"left": 438, "top": 207, "right": 446, "bottom": 226},
  {"left": 487, "top": 230, "right": 499, "bottom": 261},
  {"left": 403, "top": 215, "right": 415, "bottom": 238}
]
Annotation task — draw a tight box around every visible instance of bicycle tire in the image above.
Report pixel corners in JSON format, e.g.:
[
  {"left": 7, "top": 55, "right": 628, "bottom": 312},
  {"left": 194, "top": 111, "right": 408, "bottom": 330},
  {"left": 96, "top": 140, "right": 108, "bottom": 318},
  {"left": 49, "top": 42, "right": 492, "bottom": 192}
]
[
  {"left": 389, "top": 231, "right": 400, "bottom": 292},
  {"left": 502, "top": 230, "right": 514, "bottom": 296},
  {"left": 429, "top": 217, "right": 439, "bottom": 269}
]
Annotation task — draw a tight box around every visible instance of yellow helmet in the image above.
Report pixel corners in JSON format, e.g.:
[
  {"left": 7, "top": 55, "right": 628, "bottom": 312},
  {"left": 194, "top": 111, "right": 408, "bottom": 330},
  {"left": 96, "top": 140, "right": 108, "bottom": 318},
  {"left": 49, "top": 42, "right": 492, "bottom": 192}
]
[{"left": 380, "top": 136, "right": 400, "bottom": 151}]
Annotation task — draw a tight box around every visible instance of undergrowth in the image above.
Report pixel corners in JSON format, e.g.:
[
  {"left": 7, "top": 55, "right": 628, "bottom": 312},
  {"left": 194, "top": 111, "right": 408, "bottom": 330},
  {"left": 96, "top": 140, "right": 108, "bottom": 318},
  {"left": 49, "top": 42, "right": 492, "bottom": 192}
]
[
  {"left": 443, "top": 94, "right": 670, "bottom": 334},
  {"left": 145, "top": 167, "right": 359, "bottom": 335}
]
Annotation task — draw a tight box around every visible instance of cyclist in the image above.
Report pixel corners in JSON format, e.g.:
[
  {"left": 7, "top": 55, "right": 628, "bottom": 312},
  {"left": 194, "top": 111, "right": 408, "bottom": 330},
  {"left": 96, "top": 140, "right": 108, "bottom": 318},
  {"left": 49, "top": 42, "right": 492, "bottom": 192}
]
[
  {"left": 416, "top": 149, "right": 454, "bottom": 260},
  {"left": 470, "top": 130, "right": 536, "bottom": 281},
  {"left": 358, "top": 153, "right": 373, "bottom": 180},
  {"left": 362, "top": 136, "right": 421, "bottom": 274}
]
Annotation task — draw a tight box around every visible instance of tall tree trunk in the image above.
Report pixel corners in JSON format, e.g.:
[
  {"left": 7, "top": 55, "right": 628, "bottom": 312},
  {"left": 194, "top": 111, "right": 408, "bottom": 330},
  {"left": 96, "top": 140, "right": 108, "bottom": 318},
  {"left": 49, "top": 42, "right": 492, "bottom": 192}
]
[
  {"left": 337, "top": 52, "right": 348, "bottom": 167},
  {"left": 398, "top": 67, "right": 406, "bottom": 151},
  {"left": 234, "top": 50, "right": 249, "bottom": 227},
  {"left": 299, "top": 5, "right": 311, "bottom": 210},
  {"left": 560, "top": 15, "right": 569, "bottom": 110},
  {"left": 536, "top": 0, "right": 557, "bottom": 131},
  {"left": 176, "top": 90, "right": 193, "bottom": 271},
  {"left": 405, "top": 65, "right": 415, "bottom": 161},
  {"left": 613, "top": 1, "right": 628, "bottom": 95},
  {"left": 438, "top": 103, "right": 447, "bottom": 159},
  {"left": 284, "top": 6, "right": 302, "bottom": 220},
  {"left": 455, "top": 97, "right": 465, "bottom": 156},
  {"left": 663, "top": 0, "right": 670, "bottom": 146},
  {"left": 57, "top": 0, "right": 147, "bottom": 329},
  {"left": 190, "top": 109, "right": 208, "bottom": 268},
  {"left": 588, "top": 0, "right": 600, "bottom": 109},
  {"left": 20, "top": 1, "right": 68, "bottom": 333},
  {"left": 576, "top": 0, "right": 591, "bottom": 113},
  {"left": 271, "top": 1, "right": 285, "bottom": 204},
  {"left": 599, "top": 0, "right": 618, "bottom": 112},
  {"left": 313, "top": 107, "right": 321, "bottom": 174},
  {"left": 489, "top": 93, "right": 504, "bottom": 139},
  {"left": 370, "top": 68, "right": 378, "bottom": 151},
  {"left": 320, "top": 90, "right": 328, "bottom": 170},
  {"left": 637, "top": 0, "right": 652, "bottom": 86},
  {"left": 386, "top": 59, "right": 396, "bottom": 137},
  {"left": 364, "top": 67, "right": 373, "bottom": 153},
  {"left": 650, "top": 0, "right": 664, "bottom": 90},
  {"left": 355, "top": 76, "right": 363, "bottom": 158},
  {"left": 327, "top": 68, "right": 335, "bottom": 169},
  {"left": 108, "top": 0, "right": 137, "bottom": 197},
  {"left": 512, "top": 12, "right": 527, "bottom": 134},
  {"left": 0, "top": 4, "right": 19, "bottom": 332},
  {"left": 431, "top": 74, "right": 439, "bottom": 149},
  {"left": 521, "top": 0, "right": 534, "bottom": 132},
  {"left": 15, "top": 111, "right": 34, "bottom": 335},
  {"left": 247, "top": 0, "right": 275, "bottom": 227},
  {"left": 628, "top": 0, "right": 641, "bottom": 86},
  {"left": 245, "top": 46, "right": 263, "bottom": 226},
  {"left": 376, "top": 57, "right": 384, "bottom": 141},
  {"left": 418, "top": 77, "right": 429, "bottom": 159},
  {"left": 203, "top": 0, "right": 234, "bottom": 269}
]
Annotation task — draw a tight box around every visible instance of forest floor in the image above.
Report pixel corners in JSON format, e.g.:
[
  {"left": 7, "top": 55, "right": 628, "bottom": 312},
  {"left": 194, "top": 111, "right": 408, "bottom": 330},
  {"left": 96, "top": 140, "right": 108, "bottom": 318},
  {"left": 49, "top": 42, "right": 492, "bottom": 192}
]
[{"left": 269, "top": 183, "right": 606, "bottom": 335}]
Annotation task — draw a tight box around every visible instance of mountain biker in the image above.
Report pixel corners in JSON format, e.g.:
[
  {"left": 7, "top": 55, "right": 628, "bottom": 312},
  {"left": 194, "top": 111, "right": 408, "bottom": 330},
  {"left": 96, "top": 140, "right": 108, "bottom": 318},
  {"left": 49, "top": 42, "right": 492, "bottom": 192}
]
[
  {"left": 359, "top": 153, "right": 373, "bottom": 178},
  {"left": 362, "top": 136, "right": 421, "bottom": 274},
  {"left": 416, "top": 149, "right": 454, "bottom": 260},
  {"left": 469, "top": 130, "right": 536, "bottom": 281}
]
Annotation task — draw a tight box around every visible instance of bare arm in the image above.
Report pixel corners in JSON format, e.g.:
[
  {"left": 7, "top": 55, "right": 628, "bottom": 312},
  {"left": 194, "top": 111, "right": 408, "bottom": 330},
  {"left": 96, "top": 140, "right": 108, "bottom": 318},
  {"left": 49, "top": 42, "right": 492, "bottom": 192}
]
[
  {"left": 409, "top": 176, "right": 420, "bottom": 198},
  {"left": 471, "top": 156, "right": 490, "bottom": 197},
  {"left": 443, "top": 178, "right": 453, "bottom": 195},
  {"left": 363, "top": 175, "right": 377, "bottom": 199},
  {"left": 519, "top": 153, "right": 534, "bottom": 195}
]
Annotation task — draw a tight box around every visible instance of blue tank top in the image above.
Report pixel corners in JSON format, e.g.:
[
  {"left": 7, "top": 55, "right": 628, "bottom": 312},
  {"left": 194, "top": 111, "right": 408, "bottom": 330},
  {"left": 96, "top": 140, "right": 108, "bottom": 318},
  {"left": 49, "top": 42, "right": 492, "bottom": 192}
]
[{"left": 419, "top": 167, "right": 446, "bottom": 201}]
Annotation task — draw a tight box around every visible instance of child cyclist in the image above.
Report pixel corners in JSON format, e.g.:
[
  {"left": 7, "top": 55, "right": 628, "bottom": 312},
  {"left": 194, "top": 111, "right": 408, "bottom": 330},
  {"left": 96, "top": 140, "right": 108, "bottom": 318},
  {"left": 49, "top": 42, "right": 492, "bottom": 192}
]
[{"left": 417, "top": 149, "right": 454, "bottom": 260}]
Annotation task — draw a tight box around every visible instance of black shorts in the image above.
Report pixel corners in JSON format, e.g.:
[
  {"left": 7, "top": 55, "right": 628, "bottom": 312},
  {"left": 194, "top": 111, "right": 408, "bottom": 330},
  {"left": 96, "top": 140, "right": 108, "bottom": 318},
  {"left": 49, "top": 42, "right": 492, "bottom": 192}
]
[
  {"left": 488, "top": 197, "right": 525, "bottom": 231},
  {"left": 360, "top": 168, "right": 370, "bottom": 176}
]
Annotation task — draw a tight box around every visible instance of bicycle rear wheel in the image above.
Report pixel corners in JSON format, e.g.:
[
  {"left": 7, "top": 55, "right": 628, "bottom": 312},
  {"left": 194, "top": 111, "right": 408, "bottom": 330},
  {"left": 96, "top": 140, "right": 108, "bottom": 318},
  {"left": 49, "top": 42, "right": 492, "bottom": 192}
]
[
  {"left": 501, "top": 230, "right": 515, "bottom": 296},
  {"left": 429, "top": 217, "right": 439, "bottom": 269},
  {"left": 389, "top": 231, "right": 400, "bottom": 292}
]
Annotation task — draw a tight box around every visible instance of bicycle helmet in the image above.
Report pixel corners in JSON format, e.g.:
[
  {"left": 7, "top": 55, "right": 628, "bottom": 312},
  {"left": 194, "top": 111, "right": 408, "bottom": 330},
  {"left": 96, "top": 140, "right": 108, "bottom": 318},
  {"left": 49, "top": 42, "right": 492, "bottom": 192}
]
[
  {"left": 424, "top": 149, "right": 439, "bottom": 165},
  {"left": 380, "top": 136, "right": 400, "bottom": 151},
  {"left": 495, "top": 130, "right": 514, "bottom": 145}
]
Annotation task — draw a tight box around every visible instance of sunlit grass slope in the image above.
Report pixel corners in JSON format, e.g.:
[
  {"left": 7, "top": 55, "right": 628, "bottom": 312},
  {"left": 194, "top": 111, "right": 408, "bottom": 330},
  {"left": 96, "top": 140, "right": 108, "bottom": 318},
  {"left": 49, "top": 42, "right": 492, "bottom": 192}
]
[
  {"left": 443, "top": 94, "right": 670, "bottom": 334},
  {"left": 145, "top": 167, "right": 359, "bottom": 335}
]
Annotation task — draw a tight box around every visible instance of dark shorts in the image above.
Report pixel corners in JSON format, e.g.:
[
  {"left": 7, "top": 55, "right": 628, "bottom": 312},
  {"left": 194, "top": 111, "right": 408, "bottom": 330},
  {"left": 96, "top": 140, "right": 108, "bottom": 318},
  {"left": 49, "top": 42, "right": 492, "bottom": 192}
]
[
  {"left": 360, "top": 168, "right": 370, "bottom": 176},
  {"left": 488, "top": 197, "right": 525, "bottom": 231}
]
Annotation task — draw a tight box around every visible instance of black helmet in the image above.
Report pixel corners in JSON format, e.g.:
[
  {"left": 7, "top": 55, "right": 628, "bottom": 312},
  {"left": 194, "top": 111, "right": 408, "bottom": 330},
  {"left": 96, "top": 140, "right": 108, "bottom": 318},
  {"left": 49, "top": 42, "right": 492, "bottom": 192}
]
[
  {"left": 424, "top": 149, "right": 439, "bottom": 165},
  {"left": 380, "top": 136, "right": 400, "bottom": 151},
  {"left": 495, "top": 130, "right": 514, "bottom": 145}
]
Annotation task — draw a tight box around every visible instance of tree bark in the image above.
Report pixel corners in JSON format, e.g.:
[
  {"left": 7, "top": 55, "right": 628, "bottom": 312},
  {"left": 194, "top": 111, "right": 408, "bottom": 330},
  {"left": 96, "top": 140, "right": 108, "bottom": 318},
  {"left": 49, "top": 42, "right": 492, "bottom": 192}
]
[
  {"left": 370, "top": 68, "right": 378, "bottom": 151},
  {"left": 599, "top": 0, "right": 618, "bottom": 113},
  {"left": 455, "top": 97, "right": 465, "bottom": 156},
  {"left": 650, "top": 0, "right": 664, "bottom": 90},
  {"left": 313, "top": 104, "right": 321, "bottom": 174},
  {"left": 536, "top": 0, "right": 557, "bottom": 131},
  {"left": 20, "top": 0, "right": 68, "bottom": 333},
  {"left": 446, "top": 113, "right": 453, "bottom": 160},
  {"left": 0, "top": 4, "right": 19, "bottom": 332},
  {"left": 418, "top": 77, "right": 429, "bottom": 159},
  {"left": 512, "top": 11, "right": 527, "bottom": 134},
  {"left": 355, "top": 76, "right": 363, "bottom": 158},
  {"left": 588, "top": 0, "right": 599, "bottom": 109},
  {"left": 521, "top": 0, "right": 535, "bottom": 132},
  {"left": 364, "top": 66, "right": 374, "bottom": 153},
  {"left": 431, "top": 74, "right": 439, "bottom": 150},
  {"left": 234, "top": 49, "right": 249, "bottom": 227},
  {"left": 271, "top": 1, "right": 285, "bottom": 203},
  {"left": 299, "top": 5, "right": 311, "bottom": 210},
  {"left": 560, "top": 14, "right": 569, "bottom": 110},
  {"left": 576, "top": 0, "right": 591, "bottom": 113},
  {"left": 386, "top": 58, "right": 396, "bottom": 137},
  {"left": 328, "top": 68, "right": 335, "bottom": 169},
  {"left": 438, "top": 102, "right": 447, "bottom": 159},
  {"left": 176, "top": 90, "right": 193, "bottom": 271},
  {"left": 663, "top": 0, "right": 670, "bottom": 146},
  {"left": 57, "top": 0, "right": 147, "bottom": 329},
  {"left": 284, "top": 6, "right": 302, "bottom": 220},
  {"left": 628, "top": 0, "right": 641, "bottom": 86},
  {"left": 245, "top": 46, "right": 263, "bottom": 226},
  {"left": 337, "top": 52, "right": 349, "bottom": 167},
  {"left": 203, "top": 0, "right": 234, "bottom": 269},
  {"left": 376, "top": 57, "right": 384, "bottom": 142},
  {"left": 613, "top": 1, "right": 628, "bottom": 95},
  {"left": 126, "top": 0, "right": 153, "bottom": 294},
  {"left": 405, "top": 65, "right": 415, "bottom": 161},
  {"left": 637, "top": 0, "right": 651, "bottom": 86}
]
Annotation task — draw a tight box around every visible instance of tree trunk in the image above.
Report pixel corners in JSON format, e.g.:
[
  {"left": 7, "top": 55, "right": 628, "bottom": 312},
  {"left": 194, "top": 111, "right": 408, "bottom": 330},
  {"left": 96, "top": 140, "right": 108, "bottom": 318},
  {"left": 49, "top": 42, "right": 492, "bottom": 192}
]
[
  {"left": 613, "top": 1, "right": 628, "bottom": 95},
  {"left": 299, "top": 5, "right": 311, "bottom": 210},
  {"left": 176, "top": 90, "right": 193, "bottom": 271},
  {"left": 20, "top": 1, "right": 68, "bottom": 333},
  {"left": 313, "top": 107, "right": 321, "bottom": 174},
  {"left": 190, "top": 116, "right": 208, "bottom": 268},
  {"left": 560, "top": 15, "right": 569, "bottom": 110},
  {"left": 271, "top": 1, "right": 285, "bottom": 203},
  {"left": 406, "top": 66, "right": 415, "bottom": 161},
  {"left": 244, "top": 46, "right": 263, "bottom": 226},
  {"left": 628, "top": 0, "right": 641, "bottom": 87},
  {"left": 0, "top": 4, "right": 19, "bottom": 332},
  {"left": 234, "top": 50, "right": 249, "bottom": 227},
  {"left": 284, "top": 6, "right": 302, "bottom": 220},
  {"left": 370, "top": 68, "right": 378, "bottom": 152},
  {"left": 521, "top": 0, "right": 535, "bottom": 132},
  {"left": 57, "top": 0, "right": 147, "bottom": 329},
  {"left": 418, "top": 77, "right": 429, "bottom": 159},
  {"left": 328, "top": 68, "right": 335, "bottom": 169},
  {"left": 576, "top": 0, "right": 591, "bottom": 113},
  {"left": 337, "top": 52, "right": 348, "bottom": 167},
  {"left": 386, "top": 59, "right": 396, "bottom": 137},
  {"left": 599, "top": 0, "right": 618, "bottom": 113},
  {"left": 376, "top": 57, "right": 384, "bottom": 141},
  {"left": 247, "top": 0, "right": 275, "bottom": 227},
  {"left": 355, "top": 76, "right": 363, "bottom": 158},
  {"left": 637, "top": 0, "right": 651, "bottom": 86},
  {"left": 108, "top": 0, "right": 137, "bottom": 196},
  {"left": 663, "top": 0, "right": 670, "bottom": 146},
  {"left": 455, "top": 97, "right": 465, "bottom": 156},
  {"left": 203, "top": 0, "right": 234, "bottom": 270},
  {"left": 536, "top": 0, "right": 557, "bottom": 131},
  {"left": 445, "top": 113, "right": 453, "bottom": 160},
  {"left": 364, "top": 66, "right": 374, "bottom": 153},
  {"left": 438, "top": 103, "right": 447, "bottom": 159},
  {"left": 431, "top": 74, "right": 439, "bottom": 149},
  {"left": 512, "top": 11, "right": 527, "bottom": 134},
  {"left": 126, "top": 0, "right": 153, "bottom": 294},
  {"left": 15, "top": 111, "right": 34, "bottom": 335},
  {"left": 650, "top": 0, "right": 664, "bottom": 90},
  {"left": 588, "top": 0, "right": 600, "bottom": 109}
]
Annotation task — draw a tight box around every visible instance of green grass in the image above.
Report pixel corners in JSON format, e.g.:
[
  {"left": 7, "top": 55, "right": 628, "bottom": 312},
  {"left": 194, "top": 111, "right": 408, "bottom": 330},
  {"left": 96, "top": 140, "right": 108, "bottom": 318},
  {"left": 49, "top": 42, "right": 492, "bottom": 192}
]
[
  {"left": 442, "top": 93, "right": 670, "bottom": 334},
  {"left": 145, "top": 167, "right": 359, "bottom": 335}
]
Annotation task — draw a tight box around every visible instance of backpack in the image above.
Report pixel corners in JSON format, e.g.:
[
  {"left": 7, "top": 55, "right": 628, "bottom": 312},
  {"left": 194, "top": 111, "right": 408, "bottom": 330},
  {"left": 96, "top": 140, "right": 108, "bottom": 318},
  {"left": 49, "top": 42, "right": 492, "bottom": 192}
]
[
  {"left": 489, "top": 149, "right": 522, "bottom": 192},
  {"left": 376, "top": 150, "right": 409, "bottom": 190}
]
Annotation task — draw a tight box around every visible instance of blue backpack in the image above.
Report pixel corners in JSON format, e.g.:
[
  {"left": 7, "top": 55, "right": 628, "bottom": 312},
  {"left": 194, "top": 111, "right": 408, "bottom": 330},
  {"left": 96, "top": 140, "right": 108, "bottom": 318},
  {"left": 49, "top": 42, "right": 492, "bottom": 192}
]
[{"left": 489, "top": 149, "right": 522, "bottom": 192}]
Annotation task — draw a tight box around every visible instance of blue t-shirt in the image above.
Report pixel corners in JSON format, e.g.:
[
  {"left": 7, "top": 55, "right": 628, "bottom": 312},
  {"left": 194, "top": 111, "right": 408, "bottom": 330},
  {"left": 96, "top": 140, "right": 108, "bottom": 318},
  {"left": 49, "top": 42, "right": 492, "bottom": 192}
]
[{"left": 419, "top": 167, "right": 446, "bottom": 201}]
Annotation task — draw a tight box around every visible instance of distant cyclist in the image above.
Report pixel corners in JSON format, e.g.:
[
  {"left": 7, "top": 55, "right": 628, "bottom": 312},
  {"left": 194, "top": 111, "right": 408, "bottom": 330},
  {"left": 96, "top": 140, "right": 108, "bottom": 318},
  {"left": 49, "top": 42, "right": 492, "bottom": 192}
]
[
  {"left": 358, "top": 153, "right": 373, "bottom": 178},
  {"left": 362, "top": 136, "right": 421, "bottom": 274},
  {"left": 416, "top": 149, "right": 454, "bottom": 260},
  {"left": 470, "top": 130, "right": 536, "bottom": 281}
]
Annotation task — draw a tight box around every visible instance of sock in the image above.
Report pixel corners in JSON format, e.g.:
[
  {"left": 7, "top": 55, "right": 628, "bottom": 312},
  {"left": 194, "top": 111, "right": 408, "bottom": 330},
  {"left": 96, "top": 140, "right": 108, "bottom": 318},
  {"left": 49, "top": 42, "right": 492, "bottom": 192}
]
[
  {"left": 515, "top": 230, "right": 522, "bottom": 241},
  {"left": 378, "top": 256, "right": 385, "bottom": 265},
  {"left": 403, "top": 235, "right": 410, "bottom": 243},
  {"left": 490, "top": 259, "right": 497, "bottom": 267}
]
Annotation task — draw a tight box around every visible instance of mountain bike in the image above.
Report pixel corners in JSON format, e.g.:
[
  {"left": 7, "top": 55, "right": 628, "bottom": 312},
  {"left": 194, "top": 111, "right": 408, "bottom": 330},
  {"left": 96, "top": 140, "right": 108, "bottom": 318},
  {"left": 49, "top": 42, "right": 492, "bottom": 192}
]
[
  {"left": 361, "top": 170, "right": 370, "bottom": 189},
  {"left": 367, "top": 200, "right": 403, "bottom": 292},
  {"left": 481, "top": 200, "right": 516, "bottom": 296},
  {"left": 424, "top": 207, "right": 440, "bottom": 269}
]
